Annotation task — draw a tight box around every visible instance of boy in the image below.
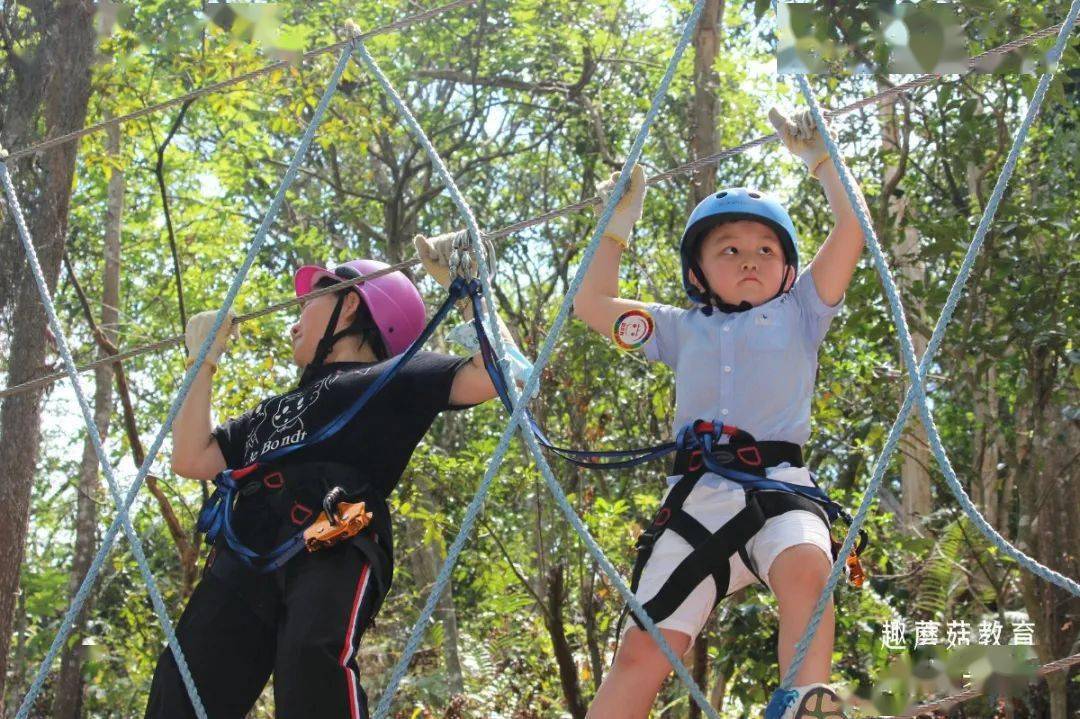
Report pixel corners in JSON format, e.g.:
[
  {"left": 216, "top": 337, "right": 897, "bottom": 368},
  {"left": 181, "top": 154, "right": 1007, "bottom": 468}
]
[{"left": 573, "top": 108, "right": 867, "bottom": 719}]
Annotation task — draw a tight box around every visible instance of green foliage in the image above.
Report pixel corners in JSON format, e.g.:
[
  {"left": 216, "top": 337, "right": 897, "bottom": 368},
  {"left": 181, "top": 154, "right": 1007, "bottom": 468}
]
[{"left": 11, "top": 0, "right": 1079, "bottom": 717}]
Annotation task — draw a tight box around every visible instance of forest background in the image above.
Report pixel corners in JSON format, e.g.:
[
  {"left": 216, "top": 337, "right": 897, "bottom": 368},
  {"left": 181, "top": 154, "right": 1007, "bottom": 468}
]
[{"left": 0, "top": 0, "right": 1077, "bottom": 717}]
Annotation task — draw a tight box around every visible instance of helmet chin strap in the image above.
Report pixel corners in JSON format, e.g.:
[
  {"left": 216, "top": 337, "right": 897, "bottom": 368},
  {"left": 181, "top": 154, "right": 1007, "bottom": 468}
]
[
  {"left": 695, "top": 265, "right": 793, "bottom": 316},
  {"left": 300, "top": 293, "right": 354, "bottom": 386}
]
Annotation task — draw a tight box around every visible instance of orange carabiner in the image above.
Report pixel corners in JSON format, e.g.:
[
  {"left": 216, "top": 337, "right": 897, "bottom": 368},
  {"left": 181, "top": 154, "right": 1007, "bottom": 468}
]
[
  {"left": 845, "top": 552, "right": 865, "bottom": 588},
  {"left": 831, "top": 535, "right": 867, "bottom": 588},
  {"left": 303, "top": 501, "right": 374, "bottom": 553}
]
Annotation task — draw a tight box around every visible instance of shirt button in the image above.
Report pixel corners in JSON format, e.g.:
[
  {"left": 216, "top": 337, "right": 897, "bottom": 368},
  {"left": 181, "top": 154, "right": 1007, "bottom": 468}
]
[
  {"left": 721, "top": 408, "right": 729, "bottom": 416},
  {"left": 723, "top": 366, "right": 732, "bottom": 373}
]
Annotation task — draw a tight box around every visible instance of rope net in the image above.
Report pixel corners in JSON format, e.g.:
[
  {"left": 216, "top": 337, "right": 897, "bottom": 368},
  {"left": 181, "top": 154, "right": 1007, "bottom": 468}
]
[{"left": 3, "top": 1, "right": 1078, "bottom": 716}]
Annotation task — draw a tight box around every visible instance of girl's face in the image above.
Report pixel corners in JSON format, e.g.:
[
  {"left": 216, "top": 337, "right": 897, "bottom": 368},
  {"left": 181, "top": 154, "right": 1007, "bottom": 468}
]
[
  {"left": 290, "top": 290, "right": 359, "bottom": 367},
  {"left": 690, "top": 220, "right": 794, "bottom": 307}
]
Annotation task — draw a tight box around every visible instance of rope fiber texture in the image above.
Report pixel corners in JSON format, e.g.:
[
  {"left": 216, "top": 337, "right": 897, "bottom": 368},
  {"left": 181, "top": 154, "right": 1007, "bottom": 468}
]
[
  {"left": 776, "top": 0, "right": 1080, "bottom": 695},
  {"left": 1, "top": 21, "right": 1072, "bottom": 402},
  {"left": 5, "top": 39, "right": 361, "bottom": 718}
]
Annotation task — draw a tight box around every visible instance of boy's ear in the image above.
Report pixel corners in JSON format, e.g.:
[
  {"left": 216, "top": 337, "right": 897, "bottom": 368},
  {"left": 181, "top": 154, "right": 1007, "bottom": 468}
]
[
  {"left": 783, "top": 265, "right": 796, "bottom": 292},
  {"left": 688, "top": 270, "right": 706, "bottom": 293}
]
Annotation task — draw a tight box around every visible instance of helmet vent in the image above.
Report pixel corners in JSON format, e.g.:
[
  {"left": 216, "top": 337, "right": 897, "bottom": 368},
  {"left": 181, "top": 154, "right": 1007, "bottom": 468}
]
[
  {"left": 715, "top": 191, "right": 727, "bottom": 198},
  {"left": 748, "top": 191, "right": 761, "bottom": 199}
]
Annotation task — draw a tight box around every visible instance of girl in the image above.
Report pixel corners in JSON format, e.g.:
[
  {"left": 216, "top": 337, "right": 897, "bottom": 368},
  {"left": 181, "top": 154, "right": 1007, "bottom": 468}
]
[{"left": 147, "top": 246, "right": 510, "bottom": 719}]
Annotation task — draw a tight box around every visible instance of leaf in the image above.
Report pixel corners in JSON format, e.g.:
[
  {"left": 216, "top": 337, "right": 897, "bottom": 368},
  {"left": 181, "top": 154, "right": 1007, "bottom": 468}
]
[
  {"left": 905, "top": 10, "right": 945, "bottom": 72},
  {"left": 959, "top": 98, "right": 978, "bottom": 122}
]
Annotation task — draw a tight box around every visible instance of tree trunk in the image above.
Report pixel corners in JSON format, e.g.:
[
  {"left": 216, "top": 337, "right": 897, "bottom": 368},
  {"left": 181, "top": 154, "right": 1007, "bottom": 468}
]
[
  {"left": 684, "top": 7, "right": 724, "bottom": 714},
  {"left": 878, "top": 87, "right": 932, "bottom": 529},
  {"left": 544, "top": 564, "right": 587, "bottom": 719},
  {"left": 51, "top": 117, "right": 123, "bottom": 719},
  {"left": 1015, "top": 347, "right": 1079, "bottom": 719},
  {"left": 0, "top": 3, "right": 96, "bottom": 711},
  {"left": 0, "top": 2, "right": 52, "bottom": 322},
  {"left": 690, "top": 0, "right": 723, "bottom": 204},
  {"left": 687, "top": 625, "right": 710, "bottom": 719},
  {"left": 971, "top": 365, "right": 1003, "bottom": 529}
]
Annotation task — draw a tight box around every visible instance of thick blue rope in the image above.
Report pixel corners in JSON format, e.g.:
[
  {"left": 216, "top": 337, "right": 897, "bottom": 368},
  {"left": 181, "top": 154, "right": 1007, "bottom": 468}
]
[
  {"left": 778, "top": 2, "right": 1080, "bottom": 695},
  {"left": 7, "top": 41, "right": 357, "bottom": 718},
  {"left": 0, "top": 161, "right": 205, "bottom": 718},
  {"left": 356, "top": 3, "right": 716, "bottom": 717}
]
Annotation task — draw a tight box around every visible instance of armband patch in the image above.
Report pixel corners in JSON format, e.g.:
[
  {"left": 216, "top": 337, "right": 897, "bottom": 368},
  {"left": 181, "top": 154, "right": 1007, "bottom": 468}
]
[{"left": 611, "top": 309, "right": 654, "bottom": 351}]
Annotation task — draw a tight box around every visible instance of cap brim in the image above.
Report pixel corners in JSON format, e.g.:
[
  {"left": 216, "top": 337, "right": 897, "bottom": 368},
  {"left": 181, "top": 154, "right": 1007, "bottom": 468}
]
[{"left": 294, "top": 265, "right": 339, "bottom": 297}]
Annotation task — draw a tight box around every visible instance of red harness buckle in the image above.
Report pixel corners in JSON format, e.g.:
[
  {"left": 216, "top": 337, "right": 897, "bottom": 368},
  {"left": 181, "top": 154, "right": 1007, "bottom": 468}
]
[
  {"left": 290, "top": 503, "right": 313, "bottom": 526},
  {"left": 653, "top": 507, "right": 672, "bottom": 527},
  {"left": 262, "top": 471, "right": 284, "bottom": 489},
  {"left": 232, "top": 463, "right": 261, "bottom": 480},
  {"left": 735, "top": 446, "right": 762, "bottom": 467}
]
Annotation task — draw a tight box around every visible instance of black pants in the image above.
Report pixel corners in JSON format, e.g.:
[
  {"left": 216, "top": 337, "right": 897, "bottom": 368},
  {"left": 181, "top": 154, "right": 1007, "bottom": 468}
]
[{"left": 145, "top": 539, "right": 383, "bottom": 719}]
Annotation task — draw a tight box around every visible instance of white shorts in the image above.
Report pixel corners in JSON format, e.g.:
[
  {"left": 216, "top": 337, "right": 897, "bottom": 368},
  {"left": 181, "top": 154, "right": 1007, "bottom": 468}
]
[{"left": 631, "top": 468, "right": 832, "bottom": 640}]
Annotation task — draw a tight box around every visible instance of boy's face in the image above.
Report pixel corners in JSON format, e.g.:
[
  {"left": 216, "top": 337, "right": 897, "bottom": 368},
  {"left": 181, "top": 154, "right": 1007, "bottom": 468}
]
[{"left": 690, "top": 220, "right": 794, "bottom": 307}]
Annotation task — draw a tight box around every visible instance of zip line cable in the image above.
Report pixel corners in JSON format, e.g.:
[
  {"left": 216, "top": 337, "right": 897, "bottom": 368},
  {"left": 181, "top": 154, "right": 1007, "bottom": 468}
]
[
  {"left": 3, "top": 0, "right": 477, "bottom": 163},
  {"left": 0, "top": 20, "right": 1072, "bottom": 401},
  {"left": 3, "top": 2, "right": 1078, "bottom": 716}
]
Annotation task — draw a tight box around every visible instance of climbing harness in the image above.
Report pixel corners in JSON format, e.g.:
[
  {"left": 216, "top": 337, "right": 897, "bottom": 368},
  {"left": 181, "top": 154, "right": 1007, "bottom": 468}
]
[
  {"left": 465, "top": 281, "right": 868, "bottom": 619},
  {"left": 680, "top": 187, "right": 799, "bottom": 315},
  {"left": 196, "top": 277, "right": 470, "bottom": 573},
  {"left": 627, "top": 427, "right": 866, "bottom": 629},
  {"left": 197, "top": 462, "right": 390, "bottom": 574}
]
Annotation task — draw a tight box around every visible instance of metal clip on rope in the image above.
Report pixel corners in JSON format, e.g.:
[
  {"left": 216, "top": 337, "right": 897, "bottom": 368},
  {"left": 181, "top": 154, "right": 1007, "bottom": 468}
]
[{"left": 448, "top": 229, "right": 473, "bottom": 280}]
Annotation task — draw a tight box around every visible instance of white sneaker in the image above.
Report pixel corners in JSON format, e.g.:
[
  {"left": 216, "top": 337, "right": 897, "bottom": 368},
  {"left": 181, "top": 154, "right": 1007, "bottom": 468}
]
[{"left": 765, "top": 683, "right": 847, "bottom": 719}]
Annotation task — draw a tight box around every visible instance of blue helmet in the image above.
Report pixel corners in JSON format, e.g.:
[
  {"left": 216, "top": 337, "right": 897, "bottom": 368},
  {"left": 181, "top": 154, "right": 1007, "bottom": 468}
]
[{"left": 679, "top": 188, "right": 799, "bottom": 305}]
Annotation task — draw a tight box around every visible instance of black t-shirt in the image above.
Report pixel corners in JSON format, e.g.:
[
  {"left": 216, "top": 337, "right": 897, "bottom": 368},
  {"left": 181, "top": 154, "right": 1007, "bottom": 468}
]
[{"left": 212, "top": 351, "right": 471, "bottom": 499}]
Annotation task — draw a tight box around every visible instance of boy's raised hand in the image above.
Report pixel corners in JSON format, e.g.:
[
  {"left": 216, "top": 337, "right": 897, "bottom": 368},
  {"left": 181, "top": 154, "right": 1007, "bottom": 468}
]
[
  {"left": 768, "top": 107, "right": 833, "bottom": 178},
  {"left": 594, "top": 163, "right": 647, "bottom": 249}
]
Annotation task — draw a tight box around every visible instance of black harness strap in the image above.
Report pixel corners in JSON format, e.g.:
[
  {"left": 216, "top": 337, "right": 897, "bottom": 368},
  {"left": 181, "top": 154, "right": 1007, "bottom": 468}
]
[
  {"left": 628, "top": 442, "right": 835, "bottom": 630},
  {"left": 637, "top": 497, "right": 765, "bottom": 625}
]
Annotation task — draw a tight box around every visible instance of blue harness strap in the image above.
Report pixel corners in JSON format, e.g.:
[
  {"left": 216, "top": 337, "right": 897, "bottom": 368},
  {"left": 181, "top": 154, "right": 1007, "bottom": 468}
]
[
  {"left": 465, "top": 281, "right": 852, "bottom": 524},
  {"left": 197, "top": 278, "right": 470, "bottom": 572}
]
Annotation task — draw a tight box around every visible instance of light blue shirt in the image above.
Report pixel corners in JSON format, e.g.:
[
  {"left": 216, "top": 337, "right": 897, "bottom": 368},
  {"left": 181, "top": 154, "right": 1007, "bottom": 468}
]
[{"left": 643, "top": 270, "right": 843, "bottom": 446}]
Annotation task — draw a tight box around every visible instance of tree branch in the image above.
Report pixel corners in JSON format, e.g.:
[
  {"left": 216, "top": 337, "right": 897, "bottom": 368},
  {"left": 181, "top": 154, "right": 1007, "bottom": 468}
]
[
  {"left": 63, "top": 251, "right": 200, "bottom": 592},
  {"left": 152, "top": 98, "right": 194, "bottom": 333}
]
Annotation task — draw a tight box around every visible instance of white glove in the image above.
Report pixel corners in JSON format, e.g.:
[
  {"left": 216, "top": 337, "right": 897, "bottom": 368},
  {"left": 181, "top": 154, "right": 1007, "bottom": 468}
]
[
  {"left": 184, "top": 309, "right": 238, "bottom": 369},
  {"left": 594, "top": 163, "right": 647, "bottom": 248},
  {"left": 413, "top": 231, "right": 496, "bottom": 287},
  {"left": 768, "top": 107, "right": 833, "bottom": 177},
  {"left": 446, "top": 320, "right": 538, "bottom": 398}
]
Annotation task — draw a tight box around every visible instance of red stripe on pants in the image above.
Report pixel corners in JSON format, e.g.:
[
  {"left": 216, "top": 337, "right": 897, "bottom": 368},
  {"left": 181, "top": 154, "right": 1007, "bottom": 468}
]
[{"left": 339, "top": 563, "right": 372, "bottom": 719}]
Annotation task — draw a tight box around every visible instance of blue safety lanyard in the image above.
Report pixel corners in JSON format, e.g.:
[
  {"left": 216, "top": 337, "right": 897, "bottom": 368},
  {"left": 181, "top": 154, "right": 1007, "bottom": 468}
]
[
  {"left": 198, "top": 278, "right": 471, "bottom": 572},
  {"left": 464, "top": 282, "right": 848, "bottom": 524}
]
